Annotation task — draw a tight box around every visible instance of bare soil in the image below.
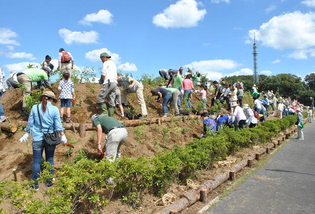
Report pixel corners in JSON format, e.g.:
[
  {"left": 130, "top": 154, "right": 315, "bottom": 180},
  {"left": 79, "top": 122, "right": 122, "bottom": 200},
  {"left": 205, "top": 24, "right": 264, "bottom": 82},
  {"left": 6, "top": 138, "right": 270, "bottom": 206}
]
[{"left": 0, "top": 83, "right": 276, "bottom": 213}]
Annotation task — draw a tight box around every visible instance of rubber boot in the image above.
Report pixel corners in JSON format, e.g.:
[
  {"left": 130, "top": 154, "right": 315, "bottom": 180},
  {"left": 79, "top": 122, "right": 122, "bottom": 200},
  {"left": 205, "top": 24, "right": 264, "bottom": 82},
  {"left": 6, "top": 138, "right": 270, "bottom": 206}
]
[
  {"left": 99, "top": 103, "right": 108, "bottom": 116},
  {"left": 108, "top": 107, "right": 115, "bottom": 117},
  {"left": 22, "top": 107, "right": 28, "bottom": 117}
]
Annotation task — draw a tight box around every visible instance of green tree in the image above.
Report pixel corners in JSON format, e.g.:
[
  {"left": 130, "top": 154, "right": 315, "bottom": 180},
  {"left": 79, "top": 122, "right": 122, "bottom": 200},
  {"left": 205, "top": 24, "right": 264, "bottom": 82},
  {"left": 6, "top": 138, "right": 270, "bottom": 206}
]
[{"left": 304, "top": 73, "right": 315, "bottom": 90}]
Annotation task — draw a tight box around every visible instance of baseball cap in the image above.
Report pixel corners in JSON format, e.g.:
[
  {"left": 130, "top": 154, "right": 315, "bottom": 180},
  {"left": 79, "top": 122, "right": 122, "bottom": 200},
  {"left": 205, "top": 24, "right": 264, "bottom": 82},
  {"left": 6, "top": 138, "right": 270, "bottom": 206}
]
[{"left": 100, "top": 52, "right": 111, "bottom": 58}]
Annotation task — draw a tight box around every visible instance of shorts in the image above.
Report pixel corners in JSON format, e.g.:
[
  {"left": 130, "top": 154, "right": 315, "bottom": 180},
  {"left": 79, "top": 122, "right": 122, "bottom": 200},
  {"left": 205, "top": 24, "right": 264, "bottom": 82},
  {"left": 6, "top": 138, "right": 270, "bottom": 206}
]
[{"left": 60, "top": 99, "right": 72, "bottom": 108}]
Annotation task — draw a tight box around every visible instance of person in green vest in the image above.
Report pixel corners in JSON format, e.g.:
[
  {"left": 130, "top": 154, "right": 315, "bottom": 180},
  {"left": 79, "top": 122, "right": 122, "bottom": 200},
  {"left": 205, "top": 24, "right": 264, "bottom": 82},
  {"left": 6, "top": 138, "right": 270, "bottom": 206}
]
[
  {"left": 17, "top": 67, "right": 55, "bottom": 116},
  {"left": 91, "top": 114, "right": 128, "bottom": 162}
]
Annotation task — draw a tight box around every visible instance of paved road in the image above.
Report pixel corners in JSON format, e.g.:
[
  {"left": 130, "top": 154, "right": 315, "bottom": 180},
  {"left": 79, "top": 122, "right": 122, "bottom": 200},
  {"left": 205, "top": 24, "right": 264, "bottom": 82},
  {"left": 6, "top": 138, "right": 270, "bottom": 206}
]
[{"left": 207, "top": 121, "right": 315, "bottom": 214}]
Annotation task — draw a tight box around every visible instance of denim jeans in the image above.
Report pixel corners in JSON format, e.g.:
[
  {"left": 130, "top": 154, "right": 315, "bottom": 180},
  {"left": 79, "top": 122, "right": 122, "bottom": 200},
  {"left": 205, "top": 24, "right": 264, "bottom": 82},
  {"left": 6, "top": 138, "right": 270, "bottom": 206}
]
[
  {"left": 32, "top": 140, "right": 56, "bottom": 187},
  {"left": 183, "top": 89, "right": 192, "bottom": 108},
  {"left": 0, "top": 104, "right": 4, "bottom": 116},
  {"left": 0, "top": 91, "right": 4, "bottom": 116},
  {"left": 162, "top": 92, "right": 172, "bottom": 115}
]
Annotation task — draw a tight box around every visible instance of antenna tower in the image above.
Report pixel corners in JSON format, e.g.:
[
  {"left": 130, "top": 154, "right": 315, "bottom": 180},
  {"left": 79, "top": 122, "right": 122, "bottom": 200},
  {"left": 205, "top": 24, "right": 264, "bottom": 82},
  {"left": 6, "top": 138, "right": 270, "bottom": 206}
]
[{"left": 253, "top": 34, "right": 259, "bottom": 83}]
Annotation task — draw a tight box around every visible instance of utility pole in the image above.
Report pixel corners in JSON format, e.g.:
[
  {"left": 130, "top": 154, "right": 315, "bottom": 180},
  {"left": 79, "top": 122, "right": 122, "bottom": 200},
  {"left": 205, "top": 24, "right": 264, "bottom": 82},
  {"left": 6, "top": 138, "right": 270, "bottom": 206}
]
[{"left": 253, "top": 34, "right": 259, "bottom": 83}]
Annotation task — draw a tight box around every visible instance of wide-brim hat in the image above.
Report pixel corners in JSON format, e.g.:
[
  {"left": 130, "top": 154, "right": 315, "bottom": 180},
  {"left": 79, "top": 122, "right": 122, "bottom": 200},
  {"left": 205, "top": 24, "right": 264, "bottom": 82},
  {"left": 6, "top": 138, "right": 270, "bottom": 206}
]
[{"left": 38, "top": 91, "right": 57, "bottom": 102}]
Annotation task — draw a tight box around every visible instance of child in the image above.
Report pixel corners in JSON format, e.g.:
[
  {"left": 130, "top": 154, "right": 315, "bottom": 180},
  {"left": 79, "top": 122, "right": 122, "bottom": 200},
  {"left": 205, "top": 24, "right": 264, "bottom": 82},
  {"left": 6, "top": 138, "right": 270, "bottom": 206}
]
[
  {"left": 199, "top": 85, "right": 208, "bottom": 112},
  {"left": 58, "top": 71, "right": 75, "bottom": 123}
]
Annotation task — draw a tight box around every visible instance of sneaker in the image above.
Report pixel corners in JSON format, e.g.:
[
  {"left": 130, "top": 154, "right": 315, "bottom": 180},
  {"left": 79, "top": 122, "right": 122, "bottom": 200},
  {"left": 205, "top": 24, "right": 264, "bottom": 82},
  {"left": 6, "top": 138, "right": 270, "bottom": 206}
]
[
  {"left": 139, "top": 115, "right": 147, "bottom": 119},
  {"left": 0, "top": 116, "right": 7, "bottom": 122},
  {"left": 106, "top": 178, "right": 115, "bottom": 186},
  {"left": 60, "top": 117, "right": 64, "bottom": 123},
  {"left": 29, "top": 185, "right": 39, "bottom": 191},
  {"left": 46, "top": 183, "right": 54, "bottom": 188},
  {"left": 122, "top": 103, "right": 129, "bottom": 108},
  {"left": 66, "top": 118, "right": 72, "bottom": 123}
]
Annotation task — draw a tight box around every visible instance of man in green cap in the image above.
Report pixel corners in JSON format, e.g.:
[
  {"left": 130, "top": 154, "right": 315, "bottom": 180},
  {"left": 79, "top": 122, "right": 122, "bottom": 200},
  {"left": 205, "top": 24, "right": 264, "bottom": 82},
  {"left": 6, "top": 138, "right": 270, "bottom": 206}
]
[
  {"left": 91, "top": 114, "right": 128, "bottom": 162},
  {"left": 97, "top": 52, "right": 117, "bottom": 116}
]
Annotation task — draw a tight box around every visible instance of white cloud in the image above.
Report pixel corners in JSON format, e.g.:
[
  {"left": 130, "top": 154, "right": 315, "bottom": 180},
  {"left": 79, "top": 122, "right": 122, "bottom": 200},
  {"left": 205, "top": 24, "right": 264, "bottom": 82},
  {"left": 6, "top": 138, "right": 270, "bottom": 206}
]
[
  {"left": 6, "top": 52, "right": 36, "bottom": 60},
  {"left": 4, "top": 62, "right": 40, "bottom": 72},
  {"left": 118, "top": 62, "right": 137, "bottom": 71},
  {"left": 184, "top": 59, "right": 240, "bottom": 81},
  {"left": 287, "top": 49, "right": 308, "bottom": 59},
  {"left": 0, "top": 28, "right": 20, "bottom": 46},
  {"left": 79, "top": 9, "right": 113, "bottom": 26},
  {"left": 302, "top": 0, "right": 315, "bottom": 7},
  {"left": 152, "top": 0, "right": 206, "bottom": 28},
  {"left": 265, "top": 5, "right": 276, "bottom": 13},
  {"left": 261, "top": 70, "right": 272, "bottom": 75},
  {"left": 204, "top": 71, "right": 223, "bottom": 81},
  {"left": 58, "top": 28, "right": 99, "bottom": 45},
  {"left": 85, "top": 48, "right": 121, "bottom": 65},
  {"left": 226, "top": 68, "right": 253, "bottom": 77},
  {"left": 7, "top": 45, "right": 15, "bottom": 51},
  {"left": 185, "top": 59, "right": 240, "bottom": 72},
  {"left": 271, "top": 59, "right": 281, "bottom": 64},
  {"left": 211, "top": 0, "right": 230, "bottom": 3},
  {"left": 248, "top": 11, "right": 315, "bottom": 51}
]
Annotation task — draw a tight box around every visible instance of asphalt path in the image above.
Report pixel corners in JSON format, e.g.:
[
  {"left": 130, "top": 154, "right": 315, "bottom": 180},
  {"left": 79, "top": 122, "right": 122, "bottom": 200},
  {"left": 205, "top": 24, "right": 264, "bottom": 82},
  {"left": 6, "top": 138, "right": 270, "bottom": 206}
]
[{"left": 206, "top": 120, "right": 315, "bottom": 214}]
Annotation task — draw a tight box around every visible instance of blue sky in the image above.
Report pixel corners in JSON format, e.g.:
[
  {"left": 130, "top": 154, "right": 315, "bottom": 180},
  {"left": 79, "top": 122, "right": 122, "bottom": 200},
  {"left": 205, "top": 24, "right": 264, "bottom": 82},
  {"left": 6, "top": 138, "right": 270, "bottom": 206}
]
[{"left": 1, "top": 0, "right": 315, "bottom": 82}]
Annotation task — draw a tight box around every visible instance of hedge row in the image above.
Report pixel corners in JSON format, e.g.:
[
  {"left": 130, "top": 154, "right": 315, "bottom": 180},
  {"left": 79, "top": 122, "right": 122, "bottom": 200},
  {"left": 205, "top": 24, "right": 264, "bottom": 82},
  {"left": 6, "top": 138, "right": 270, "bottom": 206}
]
[{"left": 0, "top": 115, "right": 297, "bottom": 214}]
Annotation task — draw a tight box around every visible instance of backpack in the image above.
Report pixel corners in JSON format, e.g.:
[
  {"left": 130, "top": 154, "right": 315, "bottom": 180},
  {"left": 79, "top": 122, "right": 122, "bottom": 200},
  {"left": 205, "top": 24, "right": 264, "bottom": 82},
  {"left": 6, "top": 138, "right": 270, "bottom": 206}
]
[
  {"left": 260, "top": 99, "right": 269, "bottom": 107},
  {"left": 252, "top": 109, "right": 259, "bottom": 118},
  {"left": 61, "top": 51, "right": 71, "bottom": 63}
]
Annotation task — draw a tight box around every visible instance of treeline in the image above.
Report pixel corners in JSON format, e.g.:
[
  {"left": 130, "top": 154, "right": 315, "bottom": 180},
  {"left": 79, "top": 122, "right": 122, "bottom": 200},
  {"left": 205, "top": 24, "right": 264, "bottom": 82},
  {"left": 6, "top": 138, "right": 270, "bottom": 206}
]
[{"left": 220, "top": 74, "right": 315, "bottom": 106}]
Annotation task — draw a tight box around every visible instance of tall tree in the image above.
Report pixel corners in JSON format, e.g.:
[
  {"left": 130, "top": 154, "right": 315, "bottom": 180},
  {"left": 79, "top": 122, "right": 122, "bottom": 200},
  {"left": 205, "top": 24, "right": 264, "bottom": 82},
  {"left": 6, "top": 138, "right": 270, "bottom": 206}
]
[{"left": 304, "top": 73, "right": 315, "bottom": 91}]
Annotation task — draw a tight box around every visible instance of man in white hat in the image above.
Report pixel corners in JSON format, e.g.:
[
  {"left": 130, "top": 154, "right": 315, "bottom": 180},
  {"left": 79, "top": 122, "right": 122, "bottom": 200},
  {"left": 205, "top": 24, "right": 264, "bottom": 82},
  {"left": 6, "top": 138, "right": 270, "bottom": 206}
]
[
  {"left": 243, "top": 104, "right": 258, "bottom": 128},
  {"left": 232, "top": 102, "right": 246, "bottom": 129},
  {"left": 97, "top": 52, "right": 118, "bottom": 116}
]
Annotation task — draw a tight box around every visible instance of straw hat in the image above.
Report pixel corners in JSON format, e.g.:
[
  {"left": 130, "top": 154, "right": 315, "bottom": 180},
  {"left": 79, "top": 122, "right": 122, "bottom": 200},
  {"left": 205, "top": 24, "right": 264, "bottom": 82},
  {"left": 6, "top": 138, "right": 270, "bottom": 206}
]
[
  {"left": 38, "top": 91, "right": 57, "bottom": 102},
  {"left": 243, "top": 104, "right": 249, "bottom": 109}
]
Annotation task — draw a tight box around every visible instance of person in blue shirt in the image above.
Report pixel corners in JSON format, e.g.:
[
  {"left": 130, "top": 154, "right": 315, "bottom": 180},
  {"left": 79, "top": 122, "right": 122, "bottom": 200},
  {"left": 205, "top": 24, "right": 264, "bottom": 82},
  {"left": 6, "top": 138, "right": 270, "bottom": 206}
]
[
  {"left": 151, "top": 87, "right": 172, "bottom": 117},
  {"left": 201, "top": 112, "right": 217, "bottom": 137},
  {"left": 19, "top": 91, "right": 67, "bottom": 190},
  {"left": 216, "top": 114, "right": 235, "bottom": 131}
]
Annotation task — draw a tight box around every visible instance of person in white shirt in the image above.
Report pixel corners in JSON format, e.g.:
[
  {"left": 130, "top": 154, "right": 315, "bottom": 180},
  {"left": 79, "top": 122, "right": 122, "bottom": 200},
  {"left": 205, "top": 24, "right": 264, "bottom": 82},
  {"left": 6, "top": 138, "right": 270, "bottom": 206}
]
[
  {"left": 6, "top": 71, "right": 19, "bottom": 89},
  {"left": 232, "top": 103, "right": 247, "bottom": 129},
  {"left": 243, "top": 104, "right": 258, "bottom": 128},
  {"left": 277, "top": 101, "right": 284, "bottom": 119},
  {"left": 97, "top": 52, "right": 117, "bottom": 116},
  {"left": 307, "top": 106, "right": 312, "bottom": 123},
  {"left": 0, "top": 68, "right": 7, "bottom": 122}
]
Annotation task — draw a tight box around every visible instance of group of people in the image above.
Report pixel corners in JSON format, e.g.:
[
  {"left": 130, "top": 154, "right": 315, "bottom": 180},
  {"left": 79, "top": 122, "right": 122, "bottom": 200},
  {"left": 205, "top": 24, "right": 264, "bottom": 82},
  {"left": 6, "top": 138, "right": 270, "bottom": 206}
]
[
  {"left": 16, "top": 51, "right": 130, "bottom": 189},
  {"left": 2, "top": 49, "right": 311, "bottom": 190}
]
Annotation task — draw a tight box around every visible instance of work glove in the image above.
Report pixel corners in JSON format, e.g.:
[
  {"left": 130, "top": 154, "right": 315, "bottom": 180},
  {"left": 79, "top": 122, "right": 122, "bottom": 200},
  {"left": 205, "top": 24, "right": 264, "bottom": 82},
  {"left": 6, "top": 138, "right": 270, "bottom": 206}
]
[
  {"left": 61, "top": 134, "right": 67, "bottom": 143},
  {"left": 19, "top": 133, "right": 29, "bottom": 143}
]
